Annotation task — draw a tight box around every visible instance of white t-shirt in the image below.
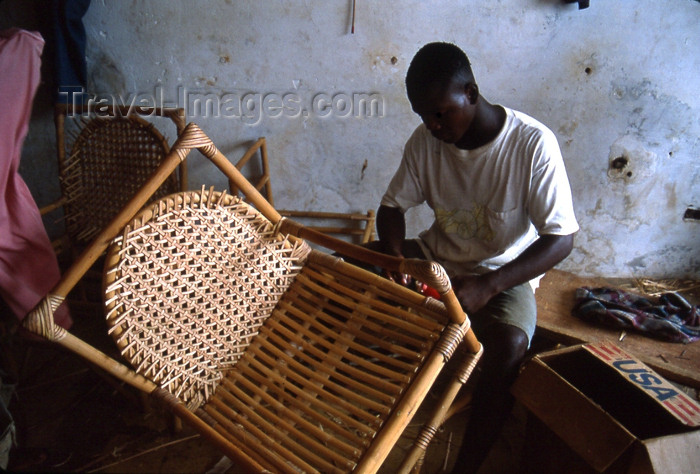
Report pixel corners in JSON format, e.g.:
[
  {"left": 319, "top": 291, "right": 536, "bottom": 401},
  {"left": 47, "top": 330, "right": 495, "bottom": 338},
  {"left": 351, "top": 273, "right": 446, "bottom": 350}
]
[{"left": 381, "top": 107, "right": 579, "bottom": 279}]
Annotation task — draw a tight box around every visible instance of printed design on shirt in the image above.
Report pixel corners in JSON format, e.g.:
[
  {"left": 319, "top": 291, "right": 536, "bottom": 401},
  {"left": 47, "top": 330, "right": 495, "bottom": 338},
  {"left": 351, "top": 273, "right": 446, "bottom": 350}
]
[{"left": 435, "top": 205, "right": 494, "bottom": 241}]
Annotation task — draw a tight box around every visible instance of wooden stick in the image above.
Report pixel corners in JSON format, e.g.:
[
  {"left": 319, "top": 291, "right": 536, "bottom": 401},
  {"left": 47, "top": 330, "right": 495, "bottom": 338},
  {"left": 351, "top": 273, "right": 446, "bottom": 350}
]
[
  {"left": 351, "top": 0, "right": 356, "bottom": 33},
  {"left": 258, "top": 136, "right": 274, "bottom": 204}
]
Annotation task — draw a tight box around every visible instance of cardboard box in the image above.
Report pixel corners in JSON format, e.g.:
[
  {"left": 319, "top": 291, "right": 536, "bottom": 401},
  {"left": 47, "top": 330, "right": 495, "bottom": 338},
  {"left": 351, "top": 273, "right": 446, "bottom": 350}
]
[{"left": 511, "top": 342, "right": 700, "bottom": 473}]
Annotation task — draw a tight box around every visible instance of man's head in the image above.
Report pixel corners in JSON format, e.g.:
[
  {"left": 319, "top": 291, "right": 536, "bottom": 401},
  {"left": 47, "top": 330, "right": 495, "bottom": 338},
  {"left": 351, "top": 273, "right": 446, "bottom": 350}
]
[
  {"left": 405, "top": 42, "right": 475, "bottom": 103},
  {"left": 405, "top": 42, "right": 480, "bottom": 145}
]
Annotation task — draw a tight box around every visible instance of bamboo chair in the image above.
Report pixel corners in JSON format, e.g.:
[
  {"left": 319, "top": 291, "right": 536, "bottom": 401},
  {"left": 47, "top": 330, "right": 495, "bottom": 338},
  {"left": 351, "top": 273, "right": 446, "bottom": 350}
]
[
  {"left": 42, "top": 104, "right": 187, "bottom": 256},
  {"left": 233, "top": 137, "right": 377, "bottom": 244},
  {"left": 23, "top": 123, "right": 482, "bottom": 473},
  {"left": 40, "top": 104, "right": 186, "bottom": 313}
]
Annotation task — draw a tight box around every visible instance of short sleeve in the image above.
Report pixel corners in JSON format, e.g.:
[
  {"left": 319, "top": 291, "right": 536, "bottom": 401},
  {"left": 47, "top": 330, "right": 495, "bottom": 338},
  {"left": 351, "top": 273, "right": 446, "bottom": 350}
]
[
  {"left": 380, "top": 126, "right": 427, "bottom": 212},
  {"left": 528, "top": 129, "right": 579, "bottom": 236}
]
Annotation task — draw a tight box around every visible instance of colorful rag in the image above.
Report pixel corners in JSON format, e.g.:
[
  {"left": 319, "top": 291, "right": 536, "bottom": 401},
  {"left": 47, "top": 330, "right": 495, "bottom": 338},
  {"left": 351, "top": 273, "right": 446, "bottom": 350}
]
[
  {"left": 573, "top": 287, "right": 700, "bottom": 344},
  {"left": 0, "top": 29, "right": 72, "bottom": 329}
]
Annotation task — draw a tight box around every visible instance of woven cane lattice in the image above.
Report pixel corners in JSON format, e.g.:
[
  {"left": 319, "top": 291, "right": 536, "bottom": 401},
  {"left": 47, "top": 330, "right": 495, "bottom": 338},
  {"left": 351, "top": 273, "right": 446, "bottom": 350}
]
[
  {"left": 61, "top": 115, "right": 178, "bottom": 245},
  {"left": 104, "top": 189, "right": 310, "bottom": 409}
]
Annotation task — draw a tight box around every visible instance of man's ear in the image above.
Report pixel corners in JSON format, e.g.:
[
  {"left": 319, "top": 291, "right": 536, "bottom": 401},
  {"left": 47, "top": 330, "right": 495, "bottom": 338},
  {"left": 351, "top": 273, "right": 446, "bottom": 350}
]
[{"left": 465, "top": 83, "right": 479, "bottom": 105}]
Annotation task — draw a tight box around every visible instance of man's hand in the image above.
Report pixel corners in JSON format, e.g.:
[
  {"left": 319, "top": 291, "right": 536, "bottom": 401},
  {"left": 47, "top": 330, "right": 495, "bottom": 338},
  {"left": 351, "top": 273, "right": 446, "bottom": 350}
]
[
  {"left": 385, "top": 269, "right": 413, "bottom": 288},
  {"left": 452, "top": 273, "right": 498, "bottom": 315},
  {"left": 380, "top": 246, "right": 413, "bottom": 287},
  {"left": 452, "top": 234, "right": 575, "bottom": 314}
]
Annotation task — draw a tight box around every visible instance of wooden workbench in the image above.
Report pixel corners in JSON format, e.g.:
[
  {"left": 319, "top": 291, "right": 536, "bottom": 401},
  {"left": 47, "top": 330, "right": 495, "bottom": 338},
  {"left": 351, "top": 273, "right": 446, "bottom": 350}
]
[{"left": 535, "top": 269, "right": 700, "bottom": 390}]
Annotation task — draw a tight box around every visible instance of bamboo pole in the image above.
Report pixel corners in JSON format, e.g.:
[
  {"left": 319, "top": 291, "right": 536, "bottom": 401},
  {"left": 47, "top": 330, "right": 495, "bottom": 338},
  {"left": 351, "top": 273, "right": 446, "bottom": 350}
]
[
  {"left": 258, "top": 136, "right": 274, "bottom": 205},
  {"left": 56, "top": 332, "right": 158, "bottom": 393},
  {"left": 231, "top": 137, "right": 267, "bottom": 199}
]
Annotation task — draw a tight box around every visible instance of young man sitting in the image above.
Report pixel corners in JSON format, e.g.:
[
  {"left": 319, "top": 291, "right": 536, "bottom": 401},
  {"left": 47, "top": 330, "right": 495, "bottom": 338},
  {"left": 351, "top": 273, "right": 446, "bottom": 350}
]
[{"left": 375, "top": 42, "right": 579, "bottom": 473}]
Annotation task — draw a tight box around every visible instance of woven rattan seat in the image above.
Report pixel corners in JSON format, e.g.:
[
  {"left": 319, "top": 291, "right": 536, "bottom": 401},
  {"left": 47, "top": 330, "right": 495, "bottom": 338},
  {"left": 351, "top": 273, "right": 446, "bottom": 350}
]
[
  {"left": 24, "top": 123, "right": 482, "bottom": 473},
  {"left": 104, "top": 190, "right": 310, "bottom": 410}
]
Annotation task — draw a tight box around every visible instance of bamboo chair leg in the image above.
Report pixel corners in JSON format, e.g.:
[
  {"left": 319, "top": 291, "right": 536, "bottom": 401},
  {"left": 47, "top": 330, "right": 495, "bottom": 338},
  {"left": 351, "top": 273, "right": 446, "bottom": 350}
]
[
  {"left": 84, "top": 360, "right": 143, "bottom": 408},
  {"left": 398, "top": 342, "right": 483, "bottom": 474}
]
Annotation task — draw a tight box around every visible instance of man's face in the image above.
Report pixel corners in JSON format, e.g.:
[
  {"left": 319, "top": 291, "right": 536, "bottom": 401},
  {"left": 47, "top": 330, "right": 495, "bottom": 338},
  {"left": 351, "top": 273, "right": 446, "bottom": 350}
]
[{"left": 410, "top": 78, "right": 477, "bottom": 145}]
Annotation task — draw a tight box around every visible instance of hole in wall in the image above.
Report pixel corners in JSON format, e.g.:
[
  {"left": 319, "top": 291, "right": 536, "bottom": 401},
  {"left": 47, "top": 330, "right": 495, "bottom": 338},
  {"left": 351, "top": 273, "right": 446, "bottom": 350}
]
[
  {"left": 611, "top": 156, "right": 628, "bottom": 170},
  {"left": 683, "top": 208, "right": 700, "bottom": 222},
  {"left": 607, "top": 154, "right": 635, "bottom": 181},
  {"left": 584, "top": 66, "right": 592, "bottom": 75},
  {"left": 391, "top": 56, "right": 398, "bottom": 65}
]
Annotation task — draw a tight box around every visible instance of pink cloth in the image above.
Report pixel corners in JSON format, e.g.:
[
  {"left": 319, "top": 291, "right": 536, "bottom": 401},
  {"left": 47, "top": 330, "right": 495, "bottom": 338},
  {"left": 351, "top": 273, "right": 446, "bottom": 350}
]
[{"left": 0, "top": 29, "right": 71, "bottom": 329}]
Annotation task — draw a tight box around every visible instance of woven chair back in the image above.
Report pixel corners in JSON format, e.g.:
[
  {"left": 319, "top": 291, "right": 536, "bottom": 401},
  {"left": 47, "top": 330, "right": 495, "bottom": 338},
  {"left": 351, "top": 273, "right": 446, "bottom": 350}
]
[
  {"left": 103, "top": 189, "right": 310, "bottom": 409},
  {"left": 60, "top": 114, "right": 179, "bottom": 245}
]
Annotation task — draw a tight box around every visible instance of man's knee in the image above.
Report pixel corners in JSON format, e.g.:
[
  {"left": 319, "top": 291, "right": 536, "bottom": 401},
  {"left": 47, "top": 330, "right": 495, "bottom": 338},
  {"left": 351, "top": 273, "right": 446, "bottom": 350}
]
[{"left": 481, "top": 323, "right": 529, "bottom": 372}]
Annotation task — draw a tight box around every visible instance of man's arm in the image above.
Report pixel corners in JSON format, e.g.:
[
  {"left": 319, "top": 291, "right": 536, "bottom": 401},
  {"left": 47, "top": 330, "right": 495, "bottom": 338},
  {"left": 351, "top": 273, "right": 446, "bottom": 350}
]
[
  {"left": 377, "top": 205, "right": 406, "bottom": 257},
  {"left": 376, "top": 204, "right": 415, "bottom": 286},
  {"left": 453, "top": 233, "right": 574, "bottom": 314}
]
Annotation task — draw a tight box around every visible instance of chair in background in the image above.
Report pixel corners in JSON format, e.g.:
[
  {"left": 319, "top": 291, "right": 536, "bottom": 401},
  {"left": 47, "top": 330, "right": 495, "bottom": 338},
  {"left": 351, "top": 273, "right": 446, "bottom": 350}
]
[
  {"left": 23, "top": 123, "right": 483, "bottom": 473},
  {"left": 233, "top": 137, "right": 377, "bottom": 245},
  {"left": 41, "top": 104, "right": 187, "bottom": 258},
  {"left": 277, "top": 208, "right": 376, "bottom": 244},
  {"left": 38, "top": 105, "right": 186, "bottom": 313}
]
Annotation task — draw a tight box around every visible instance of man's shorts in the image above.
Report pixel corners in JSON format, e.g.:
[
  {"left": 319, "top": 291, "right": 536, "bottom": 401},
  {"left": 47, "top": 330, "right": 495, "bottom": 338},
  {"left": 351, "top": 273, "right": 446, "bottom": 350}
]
[{"left": 469, "top": 282, "right": 537, "bottom": 345}]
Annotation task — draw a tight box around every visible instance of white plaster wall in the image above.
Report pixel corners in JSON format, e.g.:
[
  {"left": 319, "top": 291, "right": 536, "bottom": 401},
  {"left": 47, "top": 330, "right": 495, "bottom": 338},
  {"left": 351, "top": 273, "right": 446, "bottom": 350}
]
[{"left": 8, "top": 0, "right": 700, "bottom": 279}]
